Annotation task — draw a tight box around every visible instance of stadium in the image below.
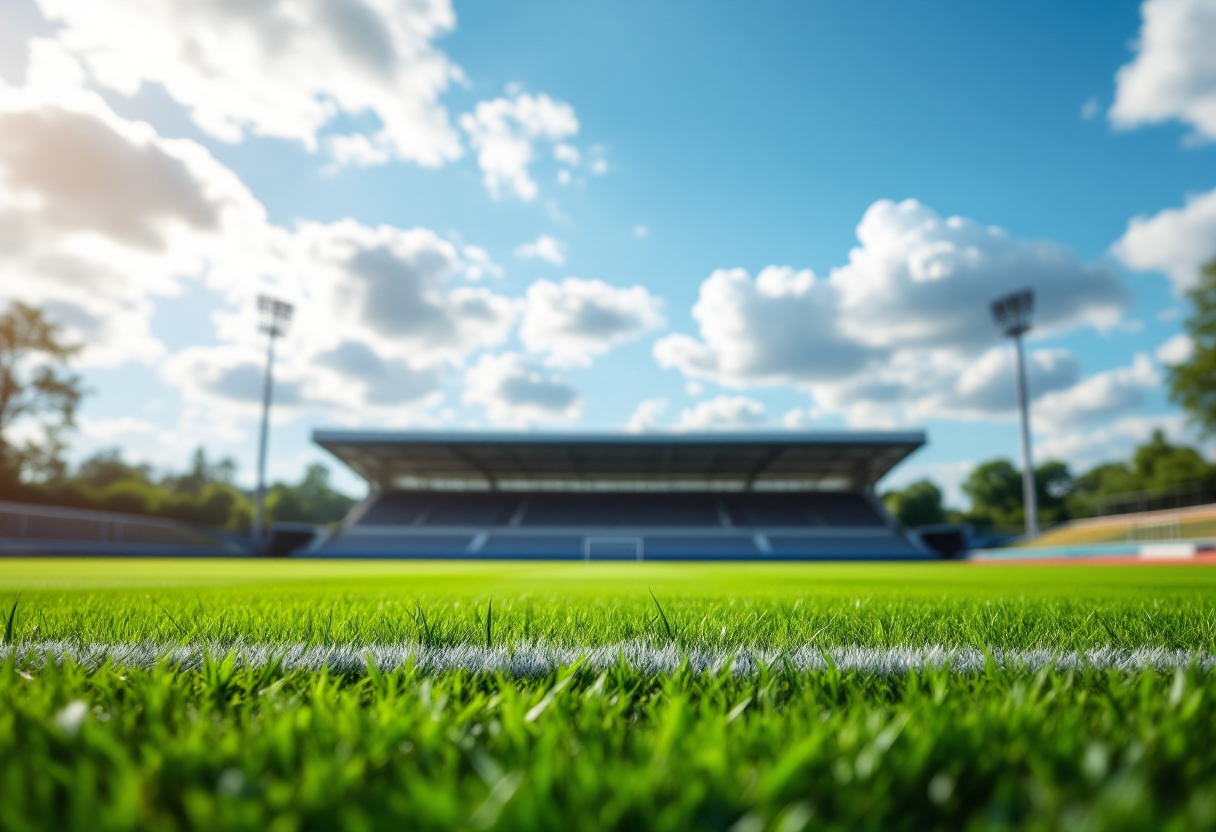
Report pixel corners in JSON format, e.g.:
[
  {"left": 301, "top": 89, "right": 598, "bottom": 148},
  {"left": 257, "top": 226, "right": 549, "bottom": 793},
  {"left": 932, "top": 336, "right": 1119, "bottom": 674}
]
[{"left": 311, "top": 430, "right": 934, "bottom": 560}]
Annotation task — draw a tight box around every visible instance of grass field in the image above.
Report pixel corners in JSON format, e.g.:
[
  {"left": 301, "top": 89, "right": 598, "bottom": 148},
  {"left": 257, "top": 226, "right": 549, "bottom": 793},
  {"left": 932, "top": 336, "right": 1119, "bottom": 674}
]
[{"left": 3, "top": 559, "right": 1216, "bottom": 831}]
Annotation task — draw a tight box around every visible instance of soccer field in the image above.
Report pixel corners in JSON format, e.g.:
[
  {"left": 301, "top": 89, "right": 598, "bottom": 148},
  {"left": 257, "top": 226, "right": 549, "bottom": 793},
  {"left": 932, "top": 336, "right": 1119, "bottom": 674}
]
[{"left": 3, "top": 559, "right": 1216, "bottom": 831}]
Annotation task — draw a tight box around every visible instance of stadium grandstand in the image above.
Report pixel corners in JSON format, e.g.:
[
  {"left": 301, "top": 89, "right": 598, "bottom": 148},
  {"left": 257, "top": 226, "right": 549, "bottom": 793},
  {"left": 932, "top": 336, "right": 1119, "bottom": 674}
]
[{"left": 309, "top": 431, "right": 936, "bottom": 560}]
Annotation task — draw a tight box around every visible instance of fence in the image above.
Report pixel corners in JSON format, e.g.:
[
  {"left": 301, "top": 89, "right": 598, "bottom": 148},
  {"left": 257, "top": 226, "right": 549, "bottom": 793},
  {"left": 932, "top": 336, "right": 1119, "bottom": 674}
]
[
  {"left": 1095, "top": 482, "right": 1216, "bottom": 517},
  {"left": 0, "top": 500, "right": 240, "bottom": 554}
]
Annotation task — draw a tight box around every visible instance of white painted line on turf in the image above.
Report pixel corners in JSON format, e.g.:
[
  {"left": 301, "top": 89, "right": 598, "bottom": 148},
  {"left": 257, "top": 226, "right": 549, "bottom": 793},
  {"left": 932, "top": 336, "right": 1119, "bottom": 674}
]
[{"left": 3, "top": 640, "right": 1213, "bottom": 676}]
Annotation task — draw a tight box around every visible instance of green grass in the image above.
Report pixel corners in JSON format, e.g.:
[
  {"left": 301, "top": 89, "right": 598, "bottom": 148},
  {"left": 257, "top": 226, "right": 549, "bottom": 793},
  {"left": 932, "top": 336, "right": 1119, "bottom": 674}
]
[
  {"left": 3, "top": 559, "right": 1216, "bottom": 650},
  {"left": 2, "top": 559, "right": 1216, "bottom": 831}
]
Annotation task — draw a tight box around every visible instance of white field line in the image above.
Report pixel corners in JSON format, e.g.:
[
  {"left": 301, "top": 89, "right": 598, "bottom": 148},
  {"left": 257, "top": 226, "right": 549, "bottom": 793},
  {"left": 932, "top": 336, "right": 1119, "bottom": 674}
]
[{"left": 2, "top": 640, "right": 1213, "bottom": 676}]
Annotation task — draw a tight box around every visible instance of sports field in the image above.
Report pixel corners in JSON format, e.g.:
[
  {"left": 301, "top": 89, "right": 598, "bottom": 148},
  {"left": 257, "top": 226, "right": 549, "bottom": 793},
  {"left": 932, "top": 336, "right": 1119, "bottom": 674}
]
[{"left": 3, "top": 559, "right": 1216, "bottom": 831}]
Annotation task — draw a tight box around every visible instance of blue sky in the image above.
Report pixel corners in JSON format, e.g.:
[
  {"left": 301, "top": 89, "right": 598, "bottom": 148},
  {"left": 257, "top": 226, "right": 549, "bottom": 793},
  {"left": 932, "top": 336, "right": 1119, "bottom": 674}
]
[{"left": 2, "top": 0, "right": 1215, "bottom": 504}]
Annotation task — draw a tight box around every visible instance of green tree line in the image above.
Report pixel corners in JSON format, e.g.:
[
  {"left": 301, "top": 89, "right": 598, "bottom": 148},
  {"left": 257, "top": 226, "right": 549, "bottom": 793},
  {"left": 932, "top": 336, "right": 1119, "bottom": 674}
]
[
  {"left": 882, "top": 428, "right": 1215, "bottom": 530},
  {"left": 0, "top": 302, "right": 353, "bottom": 533},
  {"left": 885, "top": 254, "right": 1216, "bottom": 532},
  {"left": 0, "top": 445, "right": 355, "bottom": 533}
]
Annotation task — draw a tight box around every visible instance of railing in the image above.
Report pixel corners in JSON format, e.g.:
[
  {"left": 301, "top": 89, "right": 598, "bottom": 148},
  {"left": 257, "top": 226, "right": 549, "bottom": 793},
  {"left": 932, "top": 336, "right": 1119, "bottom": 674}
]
[
  {"left": 0, "top": 500, "right": 231, "bottom": 549},
  {"left": 1095, "top": 482, "right": 1216, "bottom": 517}
]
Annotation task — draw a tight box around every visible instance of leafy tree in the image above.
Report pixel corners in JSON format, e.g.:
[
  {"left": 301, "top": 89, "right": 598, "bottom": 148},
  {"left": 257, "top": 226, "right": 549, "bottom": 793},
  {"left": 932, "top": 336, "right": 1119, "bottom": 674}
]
[
  {"left": 165, "top": 447, "right": 238, "bottom": 494},
  {"left": 0, "top": 303, "right": 85, "bottom": 482},
  {"left": 882, "top": 479, "right": 947, "bottom": 528},
  {"left": 962, "top": 460, "right": 1023, "bottom": 530},
  {"left": 76, "top": 448, "right": 153, "bottom": 490},
  {"left": 267, "top": 464, "right": 356, "bottom": 525},
  {"left": 962, "top": 460, "right": 1074, "bottom": 530},
  {"left": 1130, "top": 429, "right": 1213, "bottom": 491},
  {"left": 1167, "top": 255, "right": 1216, "bottom": 436}
]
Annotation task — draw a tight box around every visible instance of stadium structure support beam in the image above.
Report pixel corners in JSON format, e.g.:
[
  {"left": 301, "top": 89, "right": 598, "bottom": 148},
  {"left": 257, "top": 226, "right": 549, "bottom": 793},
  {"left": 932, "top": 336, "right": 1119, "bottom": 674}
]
[{"left": 991, "top": 289, "right": 1039, "bottom": 539}]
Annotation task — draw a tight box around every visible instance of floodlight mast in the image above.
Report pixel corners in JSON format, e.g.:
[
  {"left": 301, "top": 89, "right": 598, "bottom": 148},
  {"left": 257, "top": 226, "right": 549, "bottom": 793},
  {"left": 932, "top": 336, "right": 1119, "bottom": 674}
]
[
  {"left": 990, "top": 289, "right": 1038, "bottom": 538},
  {"left": 253, "top": 295, "right": 294, "bottom": 543}
]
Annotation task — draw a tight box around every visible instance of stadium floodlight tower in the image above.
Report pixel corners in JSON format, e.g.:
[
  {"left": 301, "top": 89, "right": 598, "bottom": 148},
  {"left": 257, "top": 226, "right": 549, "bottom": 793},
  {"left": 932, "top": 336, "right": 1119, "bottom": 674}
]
[
  {"left": 253, "top": 294, "right": 294, "bottom": 543},
  {"left": 990, "top": 288, "right": 1039, "bottom": 538}
]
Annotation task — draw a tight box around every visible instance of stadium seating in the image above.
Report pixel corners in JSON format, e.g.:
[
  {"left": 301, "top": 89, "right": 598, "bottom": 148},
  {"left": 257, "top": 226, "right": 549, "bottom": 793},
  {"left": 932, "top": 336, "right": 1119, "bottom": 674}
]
[{"left": 310, "top": 489, "right": 931, "bottom": 560}]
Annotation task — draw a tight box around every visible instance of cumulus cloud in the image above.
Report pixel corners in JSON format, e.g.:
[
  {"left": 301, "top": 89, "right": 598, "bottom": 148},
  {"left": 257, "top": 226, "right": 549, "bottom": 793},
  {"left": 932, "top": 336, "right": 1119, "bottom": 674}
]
[
  {"left": 675, "top": 396, "right": 767, "bottom": 431},
  {"left": 1034, "top": 353, "right": 1159, "bottom": 430},
  {"left": 463, "top": 352, "right": 581, "bottom": 426},
  {"left": 1036, "top": 414, "right": 1194, "bottom": 471},
  {"left": 782, "top": 407, "right": 819, "bottom": 429},
  {"left": 460, "top": 91, "right": 579, "bottom": 200},
  {"left": 1156, "top": 333, "right": 1193, "bottom": 365},
  {"left": 172, "top": 222, "right": 516, "bottom": 419},
  {"left": 1, "top": 42, "right": 516, "bottom": 420},
  {"left": 37, "top": 0, "right": 464, "bottom": 166},
  {"left": 1114, "top": 187, "right": 1216, "bottom": 291},
  {"left": 655, "top": 199, "right": 1128, "bottom": 397},
  {"left": 1109, "top": 0, "right": 1216, "bottom": 141},
  {"left": 520, "top": 278, "right": 664, "bottom": 367},
  {"left": 811, "top": 346, "right": 1080, "bottom": 428},
  {"left": 832, "top": 200, "right": 1128, "bottom": 351},
  {"left": 515, "top": 234, "right": 565, "bottom": 265},
  {"left": 626, "top": 398, "right": 668, "bottom": 433},
  {"left": 288, "top": 221, "right": 517, "bottom": 364},
  {"left": 0, "top": 42, "right": 267, "bottom": 365},
  {"left": 654, "top": 266, "right": 872, "bottom": 387}
]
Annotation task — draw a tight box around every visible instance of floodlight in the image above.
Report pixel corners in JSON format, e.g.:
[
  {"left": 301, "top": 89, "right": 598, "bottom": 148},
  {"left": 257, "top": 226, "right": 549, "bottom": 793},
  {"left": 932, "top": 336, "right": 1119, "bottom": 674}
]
[
  {"left": 991, "top": 287, "right": 1038, "bottom": 538},
  {"left": 257, "top": 294, "right": 294, "bottom": 337},
  {"left": 990, "top": 289, "right": 1033, "bottom": 337},
  {"left": 252, "top": 294, "right": 294, "bottom": 544}
]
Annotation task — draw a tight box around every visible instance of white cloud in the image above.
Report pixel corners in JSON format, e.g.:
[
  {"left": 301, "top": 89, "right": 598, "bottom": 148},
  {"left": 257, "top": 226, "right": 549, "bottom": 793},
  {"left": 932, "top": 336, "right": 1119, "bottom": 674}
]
[
  {"left": 1114, "top": 187, "right": 1216, "bottom": 291},
  {"left": 463, "top": 352, "right": 581, "bottom": 426},
  {"left": 633, "top": 225, "right": 650, "bottom": 239},
  {"left": 460, "top": 91, "right": 578, "bottom": 200},
  {"left": 514, "top": 234, "right": 565, "bottom": 266},
  {"left": 1109, "top": 0, "right": 1216, "bottom": 141},
  {"left": 1156, "top": 333, "right": 1193, "bottom": 364},
  {"left": 520, "top": 278, "right": 665, "bottom": 367},
  {"left": 811, "top": 346, "right": 1081, "bottom": 428},
  {"left": 460, "top": 244, "right": 502, "bottom": 281},
  {"left": 675, "top": 396, "right": 767, "bottom": 431},
  {"left": 1036, "top": 414, "right": 1195, "bottom": 471},
  {"left": 654, "top": 266, "right": 870, "bottom": 387},
  {"left": 37, "top": 0, "right": 464, "bottom": 166},
  {"left": 1033, "top": 353, "right": 1159, "bottom": 430},
  {"left": 832, "top": 199, "right": 1127, "bottom": 351},
  {"left": 0, "top": 42, "right": 268, "bottom": 366},
  {"left": 553, "top": 143, "right": 581, "bottom": 166},
  {"left": 782, "top": 407, "right": 819, "bottom": 429},
  {"left": 1, "top": 43, "right": 517, "bottom": 420},
  {"left": 655, "top": 199, "right": 1131, "bottom": 428},
  {"left": 286, "top": 221, "right": 517, "bottom": 365},
  {"left": 626, "top": 398, "right": 668, "bottom": 433},
  {"left": 880, "top": 459, "right": 976, "bottom": 510}
]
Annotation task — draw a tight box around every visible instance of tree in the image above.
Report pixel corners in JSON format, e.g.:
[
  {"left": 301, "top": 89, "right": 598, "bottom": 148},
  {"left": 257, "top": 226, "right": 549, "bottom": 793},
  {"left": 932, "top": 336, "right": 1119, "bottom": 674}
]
[
  {"left": 962, "top": 460, "right": 1023, "bottom": 530},
  {"left": 266, "top": 464, "right": 356, "bottom": 525},
  {"left": 1130, "top": 428, "right": 1213, "bottom": 491},
  {"left": 1167, "top": 255, "right": 1216, "bottom": 436},
  {"left": 882, "top": 479, "right": 946, "bottom": 528},
  {"left": 76, "top": 448, "right": 153, "bottom": 491},
  {"left": 0, "top": 303, "right": 85, "bottom": 481},
  {"left": 165, "top": 447, "right": 238, "bottom": 494}
]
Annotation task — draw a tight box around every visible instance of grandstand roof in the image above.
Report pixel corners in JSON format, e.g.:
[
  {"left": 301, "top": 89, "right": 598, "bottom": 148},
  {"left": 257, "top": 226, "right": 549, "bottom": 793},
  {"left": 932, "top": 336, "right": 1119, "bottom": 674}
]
[{"left": 314, "top": 430, "right": 926, "bottom": 492}]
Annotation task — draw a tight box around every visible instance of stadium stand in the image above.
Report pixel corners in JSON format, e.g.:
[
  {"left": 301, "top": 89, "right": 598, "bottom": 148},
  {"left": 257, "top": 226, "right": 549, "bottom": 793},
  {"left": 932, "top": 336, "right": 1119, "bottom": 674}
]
[
  {"left": 308, "top": 431, "right": 935, "bottom": 561},
  {"left": 0, "top": 500, "right": 243, "bottom": 556}
]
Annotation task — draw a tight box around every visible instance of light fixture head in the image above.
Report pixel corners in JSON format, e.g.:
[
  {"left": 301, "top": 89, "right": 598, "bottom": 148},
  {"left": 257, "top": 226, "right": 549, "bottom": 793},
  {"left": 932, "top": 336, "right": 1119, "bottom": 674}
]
[
  {"left": 991, "top": 288, "right": 1034, "bottom": 338},
  {"left": 257, "top": 294, "right": 294, "bottom": 336}
]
